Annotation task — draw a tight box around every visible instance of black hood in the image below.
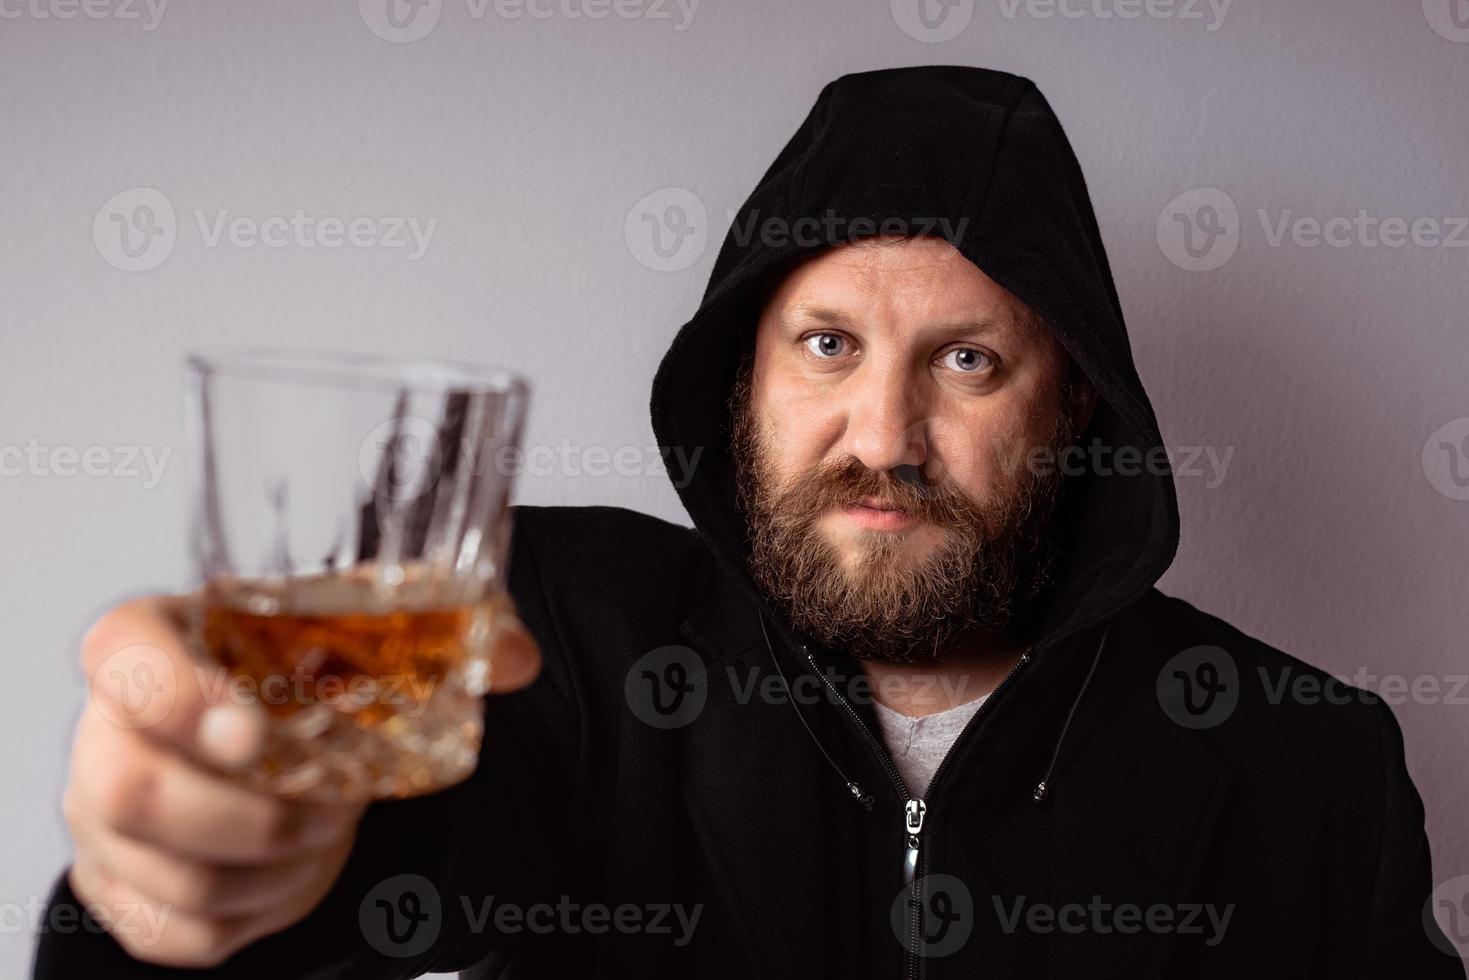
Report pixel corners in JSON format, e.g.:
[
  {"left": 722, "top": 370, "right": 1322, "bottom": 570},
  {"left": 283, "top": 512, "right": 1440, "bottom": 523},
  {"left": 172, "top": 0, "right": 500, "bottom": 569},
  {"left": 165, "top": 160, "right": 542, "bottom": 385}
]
[{"left": 651, "top": 65, "right": 1179, "bottom": 655}]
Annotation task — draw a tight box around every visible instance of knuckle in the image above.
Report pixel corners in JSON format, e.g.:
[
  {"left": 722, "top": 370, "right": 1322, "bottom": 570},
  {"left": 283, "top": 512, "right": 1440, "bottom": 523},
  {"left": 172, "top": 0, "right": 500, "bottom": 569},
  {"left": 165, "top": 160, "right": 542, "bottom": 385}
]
[
  {"left": 174, "top": 917, "right": 241, "bottom": 968},
  {"left": 133, "top": 916, "right": 235, "bottom": 969},
  {"left": 93, "top": 752, "right": 157, "bottom": 834},
  {"left": 80, "top": 597, "right": 155, "bottom": 662},
  {"left": 165, "top": 863, "right": 227, "bottom": 912},
  {"left": 110, "top": 926, "right": 163, "bottom": 964},
  {"left": 259, "top": 801, "right": 304, "bottom": 854}
]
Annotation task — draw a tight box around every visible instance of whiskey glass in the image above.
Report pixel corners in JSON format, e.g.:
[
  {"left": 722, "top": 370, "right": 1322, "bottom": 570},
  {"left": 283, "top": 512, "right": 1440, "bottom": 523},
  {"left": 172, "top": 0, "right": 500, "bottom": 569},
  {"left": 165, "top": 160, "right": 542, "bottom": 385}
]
[{"left": 185, "top": 347, "right": 529, "bottom": 801}]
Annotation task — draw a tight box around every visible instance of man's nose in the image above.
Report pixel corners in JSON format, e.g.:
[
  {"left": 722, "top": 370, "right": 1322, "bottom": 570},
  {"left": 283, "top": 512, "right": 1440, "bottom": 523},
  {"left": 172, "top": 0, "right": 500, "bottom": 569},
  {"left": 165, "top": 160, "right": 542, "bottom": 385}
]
[{"left": 839, "top": 366, "right": 928, "bottom": 474}]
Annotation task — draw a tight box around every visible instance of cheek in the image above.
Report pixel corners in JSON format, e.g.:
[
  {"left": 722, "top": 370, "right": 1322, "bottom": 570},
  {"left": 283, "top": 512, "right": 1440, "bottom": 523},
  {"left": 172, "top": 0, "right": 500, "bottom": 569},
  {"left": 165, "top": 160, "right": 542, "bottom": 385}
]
[
  {"left": 755, "top": 386, "right": 844, "bottom": 477},
  {"left": 928, "top": 404, "right": 1045, "bottom": 498}
]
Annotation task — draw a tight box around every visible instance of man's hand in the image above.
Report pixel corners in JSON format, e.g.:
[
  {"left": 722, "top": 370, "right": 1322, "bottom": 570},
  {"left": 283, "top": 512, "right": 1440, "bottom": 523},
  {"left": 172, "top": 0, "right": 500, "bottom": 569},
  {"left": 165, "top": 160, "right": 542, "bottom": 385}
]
[{"left": 62, "top": 593, "right": 541, "bottom": 968}]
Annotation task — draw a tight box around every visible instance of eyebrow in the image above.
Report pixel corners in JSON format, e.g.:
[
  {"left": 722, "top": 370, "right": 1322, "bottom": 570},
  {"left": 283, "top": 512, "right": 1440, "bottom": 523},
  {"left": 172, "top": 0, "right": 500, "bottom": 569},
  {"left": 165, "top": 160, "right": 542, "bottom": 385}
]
[{"left": 782, "top": 304, "right": 1025, "bottom": 340}]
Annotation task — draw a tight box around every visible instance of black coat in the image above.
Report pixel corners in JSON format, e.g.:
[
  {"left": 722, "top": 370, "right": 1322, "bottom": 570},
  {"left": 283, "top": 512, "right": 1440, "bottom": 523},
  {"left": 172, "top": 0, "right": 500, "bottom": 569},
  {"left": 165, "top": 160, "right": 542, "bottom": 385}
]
[
  {"left": 33, "top": 505, "right": 1464, "bottom": 978},
  {"left": 34, "top": 66, "right": 1462, "bottom": 979}
]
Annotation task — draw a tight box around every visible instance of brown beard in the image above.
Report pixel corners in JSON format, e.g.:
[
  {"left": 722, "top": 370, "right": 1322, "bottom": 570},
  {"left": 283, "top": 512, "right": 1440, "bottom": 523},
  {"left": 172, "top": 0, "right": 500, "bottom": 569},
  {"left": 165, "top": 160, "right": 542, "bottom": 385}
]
[{"left": 729, "top": 360, "right": 1078, "bottom": 664}]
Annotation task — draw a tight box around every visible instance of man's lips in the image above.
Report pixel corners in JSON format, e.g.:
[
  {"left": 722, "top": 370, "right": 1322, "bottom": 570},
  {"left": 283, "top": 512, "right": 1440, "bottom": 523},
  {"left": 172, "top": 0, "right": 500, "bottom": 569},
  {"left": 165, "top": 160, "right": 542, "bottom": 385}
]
[{"left": 836, "top": 496, "right": 919, "bottom": 531}]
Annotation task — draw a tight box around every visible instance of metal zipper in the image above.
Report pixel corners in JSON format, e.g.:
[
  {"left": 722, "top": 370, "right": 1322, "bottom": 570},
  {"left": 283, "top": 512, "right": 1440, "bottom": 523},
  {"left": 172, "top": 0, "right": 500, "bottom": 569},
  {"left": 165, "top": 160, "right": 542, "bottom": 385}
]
[
  {"left": 917, "top": 648, "right": 1033, "bottom": 817},
  {"left": 801, "top": 644, "right": 1034, "bottom": 980}
]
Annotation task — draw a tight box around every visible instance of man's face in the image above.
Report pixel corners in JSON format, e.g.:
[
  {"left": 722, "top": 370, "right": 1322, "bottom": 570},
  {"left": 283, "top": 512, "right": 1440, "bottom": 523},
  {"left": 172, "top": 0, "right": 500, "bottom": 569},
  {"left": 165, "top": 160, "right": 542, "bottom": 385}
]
[{"left": 731, "top": 235, "right": 1092, "bottom": 663}]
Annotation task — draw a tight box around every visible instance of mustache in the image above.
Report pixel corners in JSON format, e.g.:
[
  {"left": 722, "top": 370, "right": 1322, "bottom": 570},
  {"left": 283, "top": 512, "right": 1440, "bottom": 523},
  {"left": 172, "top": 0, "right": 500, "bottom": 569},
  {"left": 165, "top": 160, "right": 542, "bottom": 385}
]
[{"left": 770, "top": 456, "right": 985, "bottom": 530}]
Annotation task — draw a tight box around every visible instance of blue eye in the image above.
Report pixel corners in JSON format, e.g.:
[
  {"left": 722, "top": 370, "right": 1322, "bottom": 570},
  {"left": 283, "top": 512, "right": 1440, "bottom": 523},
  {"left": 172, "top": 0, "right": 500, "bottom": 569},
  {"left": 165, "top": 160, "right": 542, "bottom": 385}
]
[
  {"left": 942, "top": 348, "right": 994, "bottom": 373},
  {"left": 804, "top": 333, "right": 847, "bottom": 358}
]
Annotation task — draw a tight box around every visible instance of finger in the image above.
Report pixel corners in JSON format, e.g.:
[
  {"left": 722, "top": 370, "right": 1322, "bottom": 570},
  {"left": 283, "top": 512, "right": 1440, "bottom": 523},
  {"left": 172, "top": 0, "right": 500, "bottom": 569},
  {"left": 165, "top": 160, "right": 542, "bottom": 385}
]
[
  {"left": 70, "top": 857, "right": 260, "bottom": 970},
  {"left": 72, "top": 818, "right": 342, "bottom": 918},
  {"left": 72, "top": 708, "right": 363, "bottom": 863},
  {"left": 486, "top": 613, "right": 541, "bottom": 693},
  {"left": 80, "top": 594, "right": 265, "bottom": 771}
]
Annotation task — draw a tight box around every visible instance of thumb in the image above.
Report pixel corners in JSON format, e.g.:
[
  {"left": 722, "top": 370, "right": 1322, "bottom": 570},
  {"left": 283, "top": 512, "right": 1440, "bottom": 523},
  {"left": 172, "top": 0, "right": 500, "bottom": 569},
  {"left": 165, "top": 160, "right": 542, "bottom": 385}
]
[{"left": 81, "top": 593, "right": 265, "bottom": 770}]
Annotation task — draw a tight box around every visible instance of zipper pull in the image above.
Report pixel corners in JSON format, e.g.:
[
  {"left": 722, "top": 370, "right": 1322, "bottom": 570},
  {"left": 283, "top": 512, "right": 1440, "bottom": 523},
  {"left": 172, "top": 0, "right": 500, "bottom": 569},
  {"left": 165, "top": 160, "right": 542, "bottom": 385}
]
[{"left": 903, "top": 798, "right": 926, "bottom": 883}]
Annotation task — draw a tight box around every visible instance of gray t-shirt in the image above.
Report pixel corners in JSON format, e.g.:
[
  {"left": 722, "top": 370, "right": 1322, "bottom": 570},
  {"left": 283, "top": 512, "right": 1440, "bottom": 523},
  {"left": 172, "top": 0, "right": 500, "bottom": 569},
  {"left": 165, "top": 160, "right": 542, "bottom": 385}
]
[{"left": 872, "top": 695, "right": 990, "bottom": 800}]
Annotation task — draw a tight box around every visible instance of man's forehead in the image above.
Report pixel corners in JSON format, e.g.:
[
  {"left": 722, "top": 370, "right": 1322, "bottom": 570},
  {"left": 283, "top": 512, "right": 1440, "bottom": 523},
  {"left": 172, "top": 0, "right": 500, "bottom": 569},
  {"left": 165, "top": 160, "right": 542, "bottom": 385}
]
[
  {"left": 797, "top": 233, "right": 969, "bottom": 276},
  {"left": 760, "top": 235, "right": 1044, "bottom": 337}
]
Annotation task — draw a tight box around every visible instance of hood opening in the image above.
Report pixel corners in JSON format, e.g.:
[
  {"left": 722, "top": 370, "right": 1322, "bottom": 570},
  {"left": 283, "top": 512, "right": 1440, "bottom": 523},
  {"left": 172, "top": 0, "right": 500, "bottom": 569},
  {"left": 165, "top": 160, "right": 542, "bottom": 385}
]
[{"left": 651, "top": 65, "right": 1179, "bottom": 657}]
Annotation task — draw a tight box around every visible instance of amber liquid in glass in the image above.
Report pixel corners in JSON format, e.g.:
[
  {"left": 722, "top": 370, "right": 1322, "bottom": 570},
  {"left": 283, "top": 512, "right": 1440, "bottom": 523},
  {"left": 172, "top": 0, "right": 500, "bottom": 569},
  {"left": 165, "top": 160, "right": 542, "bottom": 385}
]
[{"left": 197, "top": 570, "right": 500, "bottom": 801}]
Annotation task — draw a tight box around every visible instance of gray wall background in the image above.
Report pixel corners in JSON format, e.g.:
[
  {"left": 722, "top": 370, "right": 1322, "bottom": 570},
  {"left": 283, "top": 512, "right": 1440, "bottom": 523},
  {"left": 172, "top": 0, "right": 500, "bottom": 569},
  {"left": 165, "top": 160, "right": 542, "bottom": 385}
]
[{"left": 3, "top": 0, "right": 1466, "bottom": 973}]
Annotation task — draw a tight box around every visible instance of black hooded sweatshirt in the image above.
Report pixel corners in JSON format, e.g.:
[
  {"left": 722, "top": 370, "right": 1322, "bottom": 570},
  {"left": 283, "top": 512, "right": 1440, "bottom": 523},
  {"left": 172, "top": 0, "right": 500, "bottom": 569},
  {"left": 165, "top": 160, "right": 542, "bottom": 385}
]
[{"left": 33, "top": 66, "right": 1462, "bottom": 980}]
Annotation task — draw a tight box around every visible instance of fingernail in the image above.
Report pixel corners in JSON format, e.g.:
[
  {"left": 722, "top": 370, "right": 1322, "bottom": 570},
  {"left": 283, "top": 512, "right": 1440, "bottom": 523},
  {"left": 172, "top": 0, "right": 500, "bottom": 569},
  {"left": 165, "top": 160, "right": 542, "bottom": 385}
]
[{"left": 197, "top": 703, "right": 262, "bottom": 769}]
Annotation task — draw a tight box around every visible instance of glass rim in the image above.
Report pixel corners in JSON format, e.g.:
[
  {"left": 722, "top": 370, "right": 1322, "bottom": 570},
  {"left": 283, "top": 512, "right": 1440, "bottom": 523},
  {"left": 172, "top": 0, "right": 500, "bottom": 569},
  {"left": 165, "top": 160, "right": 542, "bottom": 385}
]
[{"left": 185, "top": 345, "right": 529, "bottom": 396}]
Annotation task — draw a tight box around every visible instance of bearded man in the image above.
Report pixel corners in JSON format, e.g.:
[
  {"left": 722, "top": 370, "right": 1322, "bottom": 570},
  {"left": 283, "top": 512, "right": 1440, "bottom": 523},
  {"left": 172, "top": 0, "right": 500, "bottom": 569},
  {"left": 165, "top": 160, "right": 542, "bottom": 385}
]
[{"left": 36, "top": 66, "right": 1461, "bottom": 979}]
